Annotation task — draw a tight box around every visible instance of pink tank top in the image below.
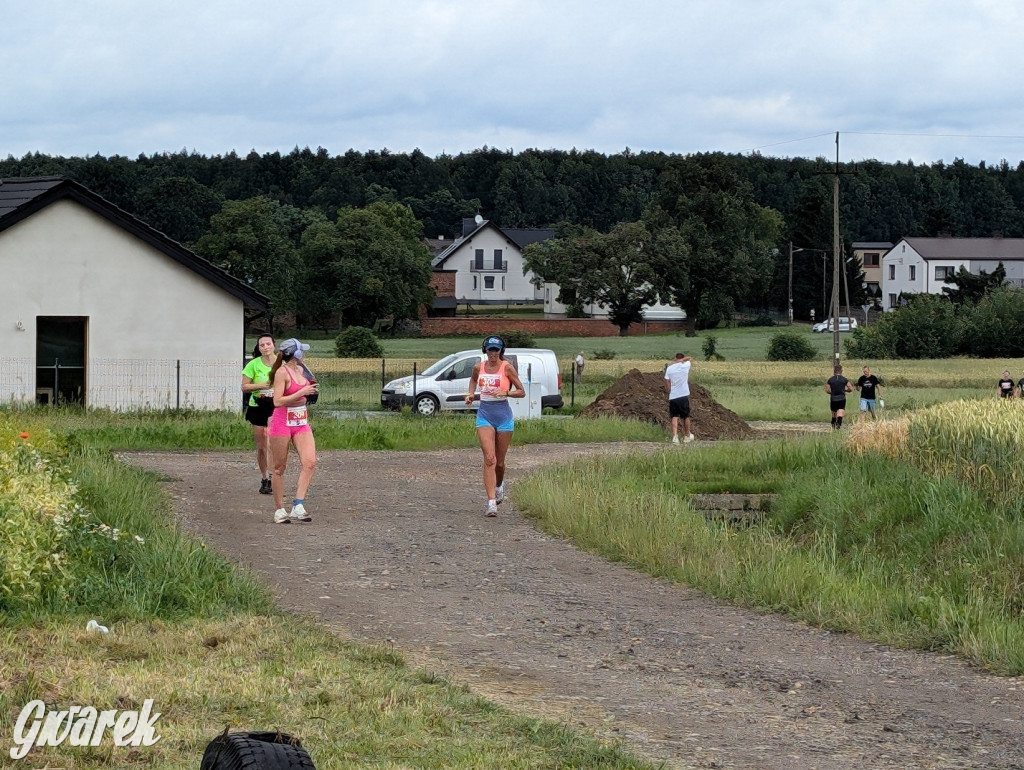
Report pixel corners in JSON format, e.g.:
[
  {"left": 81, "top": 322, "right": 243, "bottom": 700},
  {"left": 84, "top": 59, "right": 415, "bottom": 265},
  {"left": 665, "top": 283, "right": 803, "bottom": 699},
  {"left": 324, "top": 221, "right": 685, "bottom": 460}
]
[
  {"left": 478, "top": 361, "right": 511, "bottom": 402},
  {"left": 278, "top": 366, "right": 309, "bottom": 403}
]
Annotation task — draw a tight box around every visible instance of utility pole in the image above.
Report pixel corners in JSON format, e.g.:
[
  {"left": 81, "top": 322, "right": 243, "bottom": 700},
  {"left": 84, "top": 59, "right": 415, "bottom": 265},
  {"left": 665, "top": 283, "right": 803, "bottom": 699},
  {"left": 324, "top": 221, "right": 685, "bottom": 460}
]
[
  {"left": 788, "top": 242, "right": 794, "bottom": 324},
  {"left": 831, "top": 132, "right": 842, "bottom": 366}
]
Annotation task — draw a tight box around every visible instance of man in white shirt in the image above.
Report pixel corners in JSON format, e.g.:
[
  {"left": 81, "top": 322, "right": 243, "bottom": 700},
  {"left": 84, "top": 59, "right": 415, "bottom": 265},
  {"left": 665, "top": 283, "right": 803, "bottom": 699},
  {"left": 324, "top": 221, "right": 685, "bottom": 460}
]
[{"left": 664, "top": 352, "right": 695, "bottom": 444}]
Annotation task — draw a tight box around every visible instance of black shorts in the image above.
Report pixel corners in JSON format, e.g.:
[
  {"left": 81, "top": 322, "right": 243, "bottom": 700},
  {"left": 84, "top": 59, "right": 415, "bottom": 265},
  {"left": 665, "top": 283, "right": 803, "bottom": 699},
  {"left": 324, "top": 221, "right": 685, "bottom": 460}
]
[
  {"left": 830, "top": 398, "right": 847, "bottom": 412},
  {"left": 245, "top": 401, "right": 273, "bottom": 427},
  {"left": 669, "top": 396, "right": 691, "bottom": 419}
]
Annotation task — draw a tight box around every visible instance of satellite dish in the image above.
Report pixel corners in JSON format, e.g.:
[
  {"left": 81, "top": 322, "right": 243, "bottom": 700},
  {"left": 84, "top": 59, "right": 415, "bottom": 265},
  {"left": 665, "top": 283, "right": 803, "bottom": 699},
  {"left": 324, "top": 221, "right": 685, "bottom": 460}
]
[{"left": 474, "top": 214, "right": 483, "bottom": 225}]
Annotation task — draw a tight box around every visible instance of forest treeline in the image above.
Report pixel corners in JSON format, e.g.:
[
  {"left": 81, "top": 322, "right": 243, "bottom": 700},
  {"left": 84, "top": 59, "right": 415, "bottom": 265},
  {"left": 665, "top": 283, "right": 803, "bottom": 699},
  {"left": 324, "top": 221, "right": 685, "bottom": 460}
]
[{"left": 5, "top": 146, "right": 1024, "bottom": 324}]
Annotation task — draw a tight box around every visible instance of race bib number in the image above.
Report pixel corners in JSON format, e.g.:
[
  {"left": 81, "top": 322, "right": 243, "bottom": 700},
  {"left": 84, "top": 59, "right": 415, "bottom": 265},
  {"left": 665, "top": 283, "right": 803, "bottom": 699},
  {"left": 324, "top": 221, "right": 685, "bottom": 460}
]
[
  {"left": 258, "top": 388, "right": 274, "bottom": 398},
  {"left": 478, "top": 373, "right": 505, "bottom": 399},
  {"left": 286, "top": 406, "right": 308, "bottom": 427}
]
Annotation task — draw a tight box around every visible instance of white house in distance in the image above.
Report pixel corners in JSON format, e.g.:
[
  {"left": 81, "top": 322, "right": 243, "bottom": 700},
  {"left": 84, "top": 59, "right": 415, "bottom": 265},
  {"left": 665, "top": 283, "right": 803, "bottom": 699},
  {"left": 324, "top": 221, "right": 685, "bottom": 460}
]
[
  {"left": 431, "top": 217, "right": 549, "bottom": 307},
  {"left": 882, "top": 237, "right": 1024, "bottom": 309},
  {"left": 431, "top": 217, "right": 684, "bottom": 319},
  {"left": 0, "top": 176, "right": 268, "bottom": 409},
  {"left": 542, "top": 283, "right": 685, "bottom": 320}
]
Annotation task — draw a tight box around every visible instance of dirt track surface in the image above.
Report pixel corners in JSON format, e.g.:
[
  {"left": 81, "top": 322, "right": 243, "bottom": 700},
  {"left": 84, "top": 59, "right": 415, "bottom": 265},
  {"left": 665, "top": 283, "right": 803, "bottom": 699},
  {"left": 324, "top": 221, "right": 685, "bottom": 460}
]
[{"left": 128, "top": 444, "right": 1024, "bottom": 770}]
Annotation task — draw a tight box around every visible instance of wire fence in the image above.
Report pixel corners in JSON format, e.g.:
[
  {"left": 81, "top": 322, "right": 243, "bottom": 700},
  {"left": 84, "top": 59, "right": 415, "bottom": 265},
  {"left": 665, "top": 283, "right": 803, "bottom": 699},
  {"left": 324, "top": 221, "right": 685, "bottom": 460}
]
[
  {"left": 3, "top": 358, "right": 244, "bottom": 411},
  {"left": 1, "top": 356, "right": 643, "bottom": 413}
]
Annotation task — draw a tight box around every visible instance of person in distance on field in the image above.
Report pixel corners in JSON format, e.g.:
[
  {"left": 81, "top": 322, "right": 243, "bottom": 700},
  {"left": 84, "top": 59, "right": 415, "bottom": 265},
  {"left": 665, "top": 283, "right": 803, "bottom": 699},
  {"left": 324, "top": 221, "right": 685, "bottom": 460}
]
[
  {"left": 998, "top": 370, "right": 1016, "bottom": 399},
  {"left": 854, "top": 365, "right": 882, "bottom": 421},
  {"left": 825, "top": 365, "right": 854, "bottom": 429},
  {"left": 664, "top": 352, "right": 695, "bottom": 445},
  {"left": 465, "top": 335, "right": 526, "bottom": 517}
]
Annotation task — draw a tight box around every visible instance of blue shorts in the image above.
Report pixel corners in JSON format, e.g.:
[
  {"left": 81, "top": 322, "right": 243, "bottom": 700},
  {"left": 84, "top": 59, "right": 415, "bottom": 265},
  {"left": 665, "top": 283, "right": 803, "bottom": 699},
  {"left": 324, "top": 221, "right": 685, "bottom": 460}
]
[
  {"left": 476, "top": 400, "right": 514, "bottom": 432},
  {"left": 860, "top": 398, "right": 876, "bottom": 412}
]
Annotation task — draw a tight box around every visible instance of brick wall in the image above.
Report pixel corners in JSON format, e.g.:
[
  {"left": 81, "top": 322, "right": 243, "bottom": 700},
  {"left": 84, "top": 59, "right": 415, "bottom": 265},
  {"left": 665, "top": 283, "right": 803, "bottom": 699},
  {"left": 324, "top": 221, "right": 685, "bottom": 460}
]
[
  {"left": 430, "top": 271, "right": 456, "bottom": 296},
  {"left": 420, "top": 317, "right": 687, "bottom": 337}
]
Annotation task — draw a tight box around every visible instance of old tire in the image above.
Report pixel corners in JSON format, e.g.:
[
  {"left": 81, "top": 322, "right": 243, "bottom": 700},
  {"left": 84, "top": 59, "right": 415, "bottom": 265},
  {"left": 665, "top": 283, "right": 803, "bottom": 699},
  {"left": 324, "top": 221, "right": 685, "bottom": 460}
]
[
  {"left": 414, "top": 393, "right": 439, "bottom": 416},
  {"left": 200, "top": 731, "right": 316, "bottom": 770}
]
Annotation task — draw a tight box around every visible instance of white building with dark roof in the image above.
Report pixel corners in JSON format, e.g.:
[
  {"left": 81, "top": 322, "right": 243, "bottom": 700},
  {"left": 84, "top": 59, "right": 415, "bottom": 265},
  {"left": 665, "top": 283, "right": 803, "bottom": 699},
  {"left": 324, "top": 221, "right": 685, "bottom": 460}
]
[
  {"left": 882, "top": 237, "right": 1024, "bottom": 309},
  {"left": 0, "top": 176, "right": 267, "bottom": 409}
]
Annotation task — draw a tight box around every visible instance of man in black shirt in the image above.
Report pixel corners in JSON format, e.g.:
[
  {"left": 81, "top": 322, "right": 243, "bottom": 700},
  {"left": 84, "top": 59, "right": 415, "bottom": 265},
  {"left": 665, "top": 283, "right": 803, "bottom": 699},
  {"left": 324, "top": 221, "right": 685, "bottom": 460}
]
[
  {"left": 855, "top": 365, "right": 882, "bottom": 421},
  {"left": 824, "top": 365, "right": 853, "bottom": 430}
]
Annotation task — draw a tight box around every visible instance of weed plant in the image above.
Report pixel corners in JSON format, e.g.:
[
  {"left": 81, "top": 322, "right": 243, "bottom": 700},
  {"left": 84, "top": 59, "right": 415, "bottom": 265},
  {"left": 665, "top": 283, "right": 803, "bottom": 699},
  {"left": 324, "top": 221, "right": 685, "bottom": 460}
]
[
  {"left": 514, "top": 437, "right": 1024, "bottom": 674},
  {"left": 0, "top": 616, "right": 655, "bottom": 770}
]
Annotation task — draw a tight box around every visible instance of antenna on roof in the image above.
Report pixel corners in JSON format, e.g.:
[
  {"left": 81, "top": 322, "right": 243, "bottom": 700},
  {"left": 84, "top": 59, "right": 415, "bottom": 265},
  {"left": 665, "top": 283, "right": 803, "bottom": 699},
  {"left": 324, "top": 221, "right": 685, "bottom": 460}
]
[{"left": 474, "top": 213, "right": 483, "bottom": 225}]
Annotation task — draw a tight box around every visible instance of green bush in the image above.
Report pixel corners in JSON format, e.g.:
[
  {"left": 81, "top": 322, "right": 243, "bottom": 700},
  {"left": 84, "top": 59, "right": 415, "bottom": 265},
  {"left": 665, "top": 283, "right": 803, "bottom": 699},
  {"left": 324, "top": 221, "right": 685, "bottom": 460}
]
[
  {"left": 845, "top": 295, "right": 961, "bottom": 359},
  {"left": 335, "top": 327, "right": 384, "bottom": 358},
  {"left": 592, "top": 349, "right": 617, "bottom": 360},
  {"left": 737, "top": 313, "right": 777, "bottom": 328},
  {"left": 494, "top": 329, "right": 536, "bottom": 348},
  {"left": 961, "top": 287, "right": 1024, "bottom": 357},
  {"left": 766, "top": 332, "right": 817, "bottom": 361},
  {"left": 702, "top": 336, "right": 725, "bottom": 361}
]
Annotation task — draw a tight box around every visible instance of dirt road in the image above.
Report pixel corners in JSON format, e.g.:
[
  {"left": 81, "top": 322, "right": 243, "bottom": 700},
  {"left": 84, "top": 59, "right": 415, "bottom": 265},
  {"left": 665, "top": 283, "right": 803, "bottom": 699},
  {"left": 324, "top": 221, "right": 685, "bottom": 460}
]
[{"left": 128, "top": 444, "right": 1024, "bottom": 770}]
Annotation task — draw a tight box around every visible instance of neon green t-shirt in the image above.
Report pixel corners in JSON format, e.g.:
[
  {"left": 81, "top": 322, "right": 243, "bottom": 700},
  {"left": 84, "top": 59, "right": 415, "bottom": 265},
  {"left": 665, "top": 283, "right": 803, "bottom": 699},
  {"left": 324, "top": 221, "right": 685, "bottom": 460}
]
[{"left": 242, "top": 357, "right": 274, "bottom": 407}]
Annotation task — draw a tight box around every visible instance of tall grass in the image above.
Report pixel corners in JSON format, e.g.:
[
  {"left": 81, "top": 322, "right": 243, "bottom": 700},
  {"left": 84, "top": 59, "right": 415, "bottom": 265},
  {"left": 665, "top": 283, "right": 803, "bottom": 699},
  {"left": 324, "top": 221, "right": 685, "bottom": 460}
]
[
  {"left": 27, "top": 406, "right": 662, "bottom": 452},
  {"left": 514, "top": 438, "right": 1024, "bottom": 674}
]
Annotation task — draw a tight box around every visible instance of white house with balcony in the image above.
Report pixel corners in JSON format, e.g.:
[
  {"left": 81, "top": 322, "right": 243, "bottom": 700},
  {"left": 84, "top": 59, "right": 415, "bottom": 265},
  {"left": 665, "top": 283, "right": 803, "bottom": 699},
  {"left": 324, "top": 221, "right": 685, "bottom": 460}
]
[
  {"left": 431, "top": 218, "right": 549, "bottom": 307},
  {"left": 882, "top": 237, "right": 1024, "bottom": 309}
]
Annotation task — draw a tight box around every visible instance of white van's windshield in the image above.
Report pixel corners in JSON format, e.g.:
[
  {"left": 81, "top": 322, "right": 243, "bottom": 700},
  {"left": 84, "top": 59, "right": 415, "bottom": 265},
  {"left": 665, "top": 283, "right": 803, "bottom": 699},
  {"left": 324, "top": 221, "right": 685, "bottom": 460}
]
[{"left": 421, "top": 354, "right": 461, "bottom": 377}]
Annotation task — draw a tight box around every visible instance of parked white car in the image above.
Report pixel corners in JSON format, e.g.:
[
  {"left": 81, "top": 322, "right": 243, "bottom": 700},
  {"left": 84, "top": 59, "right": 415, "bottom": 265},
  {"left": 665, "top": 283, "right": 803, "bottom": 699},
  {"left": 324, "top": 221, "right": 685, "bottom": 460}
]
[
  {"left": 812, "top": 317, "right": 858, "bottom": 333},
  {"left": 381, "top": 348, "right": 564, "bottom": 416}
]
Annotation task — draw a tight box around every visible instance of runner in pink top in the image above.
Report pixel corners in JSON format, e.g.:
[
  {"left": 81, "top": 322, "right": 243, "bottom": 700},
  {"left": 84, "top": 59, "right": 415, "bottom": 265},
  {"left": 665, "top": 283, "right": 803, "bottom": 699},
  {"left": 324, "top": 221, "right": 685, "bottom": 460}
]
[{"left": 268, "top": 338, "right": 319, "bottom": 524}]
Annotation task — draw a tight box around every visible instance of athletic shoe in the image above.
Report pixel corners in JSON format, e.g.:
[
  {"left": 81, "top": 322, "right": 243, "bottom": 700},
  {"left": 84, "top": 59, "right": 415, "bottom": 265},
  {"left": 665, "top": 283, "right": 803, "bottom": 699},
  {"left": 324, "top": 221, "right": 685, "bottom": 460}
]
[
  {"left": 684, "top": 433, "right": 695, "bottom": 443},
  {"left": 671, "top": 435, "right": 680, "bottom": 445},
  {"left": 495, "top": 484, "right": 505, "bottom": 504},
  {"left": 259, "top": 478, "right": 272, "bottom": 495},
  {"left": 273, "top": 508, "right": 290, "bottom": 524},
  {"left": 486, "top": 500, "right": 498, "bottom": 517},
  {"left": 290, "top": 503, "right": 312, "bottom": 522}
]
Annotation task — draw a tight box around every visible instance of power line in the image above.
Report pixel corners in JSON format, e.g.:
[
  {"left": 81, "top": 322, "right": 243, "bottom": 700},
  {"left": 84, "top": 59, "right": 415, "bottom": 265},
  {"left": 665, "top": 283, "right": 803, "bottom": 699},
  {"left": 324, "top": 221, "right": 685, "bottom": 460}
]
[{"left": 741, "top": 129, "right": 1024, "bottom": 157}]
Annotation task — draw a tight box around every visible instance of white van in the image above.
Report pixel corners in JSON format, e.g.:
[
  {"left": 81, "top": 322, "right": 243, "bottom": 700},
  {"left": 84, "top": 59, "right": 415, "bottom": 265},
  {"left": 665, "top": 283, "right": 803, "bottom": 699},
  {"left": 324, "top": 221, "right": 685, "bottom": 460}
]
[{"left": 381, "top": 348, "right": 564, "bottom": 416}]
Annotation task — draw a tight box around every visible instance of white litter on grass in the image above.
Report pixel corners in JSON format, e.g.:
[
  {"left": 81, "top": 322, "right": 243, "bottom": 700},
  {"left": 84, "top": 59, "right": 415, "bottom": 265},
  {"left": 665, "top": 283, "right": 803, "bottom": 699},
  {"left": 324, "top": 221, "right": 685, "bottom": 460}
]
[{"left": 86, "top": 619, "right": 109, "bottom": 634}]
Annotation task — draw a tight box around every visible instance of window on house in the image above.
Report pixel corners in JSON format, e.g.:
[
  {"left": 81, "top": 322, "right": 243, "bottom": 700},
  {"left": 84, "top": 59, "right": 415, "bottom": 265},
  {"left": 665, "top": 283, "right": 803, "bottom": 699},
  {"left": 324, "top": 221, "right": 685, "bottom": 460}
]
[
  {"left": 484, "top": 276, "right": 495, "bottom": 289},
  {"left": 935, "top": 266, "right": 955, "bottom": 281},
  {"left": 888, "top": 265, "right": 895, "bottom": 280},
  {"left": 474, "top": 249, "right": 484, "bottom": 270},
  {"left": 888, "top": 293, "right": 898, "bottom": 308},
  {"left": 862, "top": 252, "right": 880, "bottom": 267},
  {"left": 494, "top": 249, "right": 503, "bottom": 270},
  {"left": 473, "top": 276, "right": 477, "bottom": 290},
  {"left": 501, "top": 276, "right": 505, "bottom": 291},
  {"left": 909, "top": 265, "right": 916, "bottom": 281}
]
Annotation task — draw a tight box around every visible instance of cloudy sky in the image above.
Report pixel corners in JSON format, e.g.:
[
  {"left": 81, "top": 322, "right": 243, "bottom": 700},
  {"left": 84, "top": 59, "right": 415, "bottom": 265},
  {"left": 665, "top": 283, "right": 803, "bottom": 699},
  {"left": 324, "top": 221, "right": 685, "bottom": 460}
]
[{"left": 3, "top": 0, "right": 1023, "bottom": 165}]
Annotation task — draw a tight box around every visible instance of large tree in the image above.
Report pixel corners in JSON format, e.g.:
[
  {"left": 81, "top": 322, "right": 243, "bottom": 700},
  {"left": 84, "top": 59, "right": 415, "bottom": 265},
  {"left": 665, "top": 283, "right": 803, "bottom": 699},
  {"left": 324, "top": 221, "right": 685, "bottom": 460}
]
[
  {"left": 941, "top": 262, "right": 1007, "bottom": 307},
  {"left": 524, "top": 221, "right": 678, "bottom": 335},
  {"left": 194, "top": 196, "right": 313, "bottom": 330},
  {"left": 645, "top": 155, "right": 785, "bottom": 333},
  {"left": 300, "top": 201, "right": 434, "bottom": 329}
]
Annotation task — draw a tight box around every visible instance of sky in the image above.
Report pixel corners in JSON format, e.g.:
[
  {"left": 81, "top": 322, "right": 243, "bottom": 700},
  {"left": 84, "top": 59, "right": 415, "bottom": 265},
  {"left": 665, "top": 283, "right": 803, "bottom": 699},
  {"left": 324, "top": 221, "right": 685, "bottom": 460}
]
[{"left": 3, "top": 0, "right": 1024, "bottom": 166}]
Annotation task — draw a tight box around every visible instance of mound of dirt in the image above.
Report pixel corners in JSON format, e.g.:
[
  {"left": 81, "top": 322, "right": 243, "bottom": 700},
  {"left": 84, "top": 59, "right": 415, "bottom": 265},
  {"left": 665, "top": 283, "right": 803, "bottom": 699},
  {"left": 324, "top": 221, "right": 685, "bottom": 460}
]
[{"left": 578, "top": 368, "right": 754, "bottom": 440}]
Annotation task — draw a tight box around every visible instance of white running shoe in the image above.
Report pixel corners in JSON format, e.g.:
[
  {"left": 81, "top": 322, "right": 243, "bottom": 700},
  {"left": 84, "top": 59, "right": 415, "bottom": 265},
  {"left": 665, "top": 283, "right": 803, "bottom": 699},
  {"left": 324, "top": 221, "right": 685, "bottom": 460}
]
[
  {"left": 290, "top": 503, "right": 311, "bottom": 522},
  {"left": 684, "top": 433, "right": 695, "bottom": 443},
  {"left": 486, "top": 500, "right": 498, "bottom": 517},
  {"left": 671, "top": 435, "right": 680, "bottom": 445},
  {"left": 495, "top": 484, "right": 505, "bottom": 504},
  {"left": 273, "top": 508, "right": 290, "bottom": 524}
]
